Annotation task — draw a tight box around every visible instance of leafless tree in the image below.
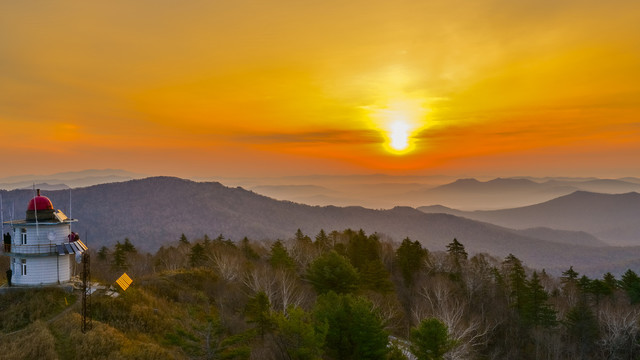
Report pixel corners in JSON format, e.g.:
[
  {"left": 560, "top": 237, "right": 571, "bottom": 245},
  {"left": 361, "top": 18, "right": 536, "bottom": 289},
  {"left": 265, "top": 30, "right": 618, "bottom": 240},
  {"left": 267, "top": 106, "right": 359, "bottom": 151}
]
[
  {"left": 243, "top": 264, "right": 278, "bottom": 305},
  {"left": 598, "top": 303, "right": 640, "bottom": 359},
  {"left": 208, "top": 248, "right": 243, "bottom": 282},
  {"left": 412, "top": 275, "right": 499, "bottom": 359}
]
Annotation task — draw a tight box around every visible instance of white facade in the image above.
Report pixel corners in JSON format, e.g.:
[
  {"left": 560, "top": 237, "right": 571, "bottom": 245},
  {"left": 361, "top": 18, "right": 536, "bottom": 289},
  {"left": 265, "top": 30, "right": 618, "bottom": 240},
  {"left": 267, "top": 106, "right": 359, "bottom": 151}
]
[
  {"left": 11, "top": 254, "right": 72, "bottom": 286},
  {"left": 3, "top": 194, "right": 86, "bottom": 287},
  {"left": 7, "top": 222, "right": 76, "bottom": 286}
]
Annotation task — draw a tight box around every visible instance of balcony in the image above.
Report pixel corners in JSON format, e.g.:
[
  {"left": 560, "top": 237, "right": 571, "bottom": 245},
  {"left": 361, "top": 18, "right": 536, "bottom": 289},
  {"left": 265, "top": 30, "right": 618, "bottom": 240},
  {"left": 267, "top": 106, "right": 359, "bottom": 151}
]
[{"left": 2, "top": 240, "right": 87, "bottom": 257}]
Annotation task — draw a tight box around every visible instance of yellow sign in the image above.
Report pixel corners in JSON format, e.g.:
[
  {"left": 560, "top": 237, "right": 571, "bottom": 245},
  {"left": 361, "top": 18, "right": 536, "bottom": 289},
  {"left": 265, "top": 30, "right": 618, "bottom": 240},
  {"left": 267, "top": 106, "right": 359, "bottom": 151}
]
[{"left": 116, "top": 273, "right": 133, "bottom": 291}]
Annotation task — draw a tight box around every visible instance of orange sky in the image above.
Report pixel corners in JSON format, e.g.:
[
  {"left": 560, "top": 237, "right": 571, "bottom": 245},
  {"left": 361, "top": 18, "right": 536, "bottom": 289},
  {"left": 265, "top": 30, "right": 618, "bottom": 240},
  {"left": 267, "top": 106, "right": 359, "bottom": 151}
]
[{"left": 1, "top": 0, "right": 639, "bottom": 178}]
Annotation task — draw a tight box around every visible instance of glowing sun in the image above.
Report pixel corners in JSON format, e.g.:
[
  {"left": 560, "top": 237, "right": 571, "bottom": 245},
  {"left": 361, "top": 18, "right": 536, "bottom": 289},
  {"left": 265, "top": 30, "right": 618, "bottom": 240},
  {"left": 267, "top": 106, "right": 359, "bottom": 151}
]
[
  {"left": 365, "top": 96, "right": 429, "bottom": 155},
  {"left": 389, "top": 120, "right": 410, "bottom": 151}
]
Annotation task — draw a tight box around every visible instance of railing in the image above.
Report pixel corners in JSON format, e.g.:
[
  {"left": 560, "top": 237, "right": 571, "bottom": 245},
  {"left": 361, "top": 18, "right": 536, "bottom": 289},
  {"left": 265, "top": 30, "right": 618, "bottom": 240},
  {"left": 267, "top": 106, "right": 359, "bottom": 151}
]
[{"left": 2, "top": 243, "right": 57, "bottom": 255}]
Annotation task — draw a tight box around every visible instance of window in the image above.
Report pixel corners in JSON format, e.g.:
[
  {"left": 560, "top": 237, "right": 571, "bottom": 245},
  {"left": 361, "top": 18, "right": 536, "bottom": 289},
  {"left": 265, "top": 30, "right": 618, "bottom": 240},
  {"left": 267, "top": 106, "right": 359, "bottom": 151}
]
[
  {"left": 21, "top": 229, "right": 27, "bottom": 245},
  {"left": 21, "top": 259, "right": 27, "bottom": 276}
]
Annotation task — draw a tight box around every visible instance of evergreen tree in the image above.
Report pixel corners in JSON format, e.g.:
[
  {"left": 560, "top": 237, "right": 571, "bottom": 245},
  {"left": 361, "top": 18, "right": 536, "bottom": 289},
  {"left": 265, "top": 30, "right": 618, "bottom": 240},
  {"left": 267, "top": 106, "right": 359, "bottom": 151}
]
[
  {"left": 179, "top": 233, "right": 190, "bottom": 245},
  {"left": 111, "top": 241, "right": 128, "bottom": 271},
  {"left": 396, "top": 238, "right": 428, "bottom": 286},
  {"left": 345, "top": 230, "right": 393, "bottom": 292},
  {"left": 189, "top": 243, "right": 206, "bottom": 268},
  {"left": 245, "top": 291, "right": 273, "bottom": 340},
  {"left": 522, "top": 271, "right": 557, "bottom": 327},
  {"left": 306, "top": 250, "right": 359, "bottom": 294},
  {"left": 503, "top": 254, "right": 527, "bottom": 313},
  {"left": 121, "top": 237, "right": 136, "bottom": 253},
  {"left": 97, "top": 246, "right": 109, "bottom": 261},
  {"left": 565, "top": 300, "right": 599, "bottom": 358},
  {"left": 314, "top": 292, "right": 389, "bottom": 360},
  {"left": 241, "top": 237, "right": 259, "bottom": 260},
  {"left": 602, "top": 272, "right": 618, "bottom": 293},
  {"left": 269, "top": 240, "right": 296, "bottom": 270},
  {"left": 314, "top": 229, "right": 331, "bottom": 252},
  {"left": 272, "top": 306, "right": 328, "bottom": 360},
  {"left": 446, "top": 238, "right": 467, "bottom": 280},
  {"left": 410, "top": 318, "right": 456, "bottom": 360},
  {"left": 620, "top": 269, "right": 640, "bottom": 304},
  {"left": 295, "top": 228, "right": 312, "bottom": 245},
  {"left": 446, "top": 238, "right": 467, "bottom": 262}
]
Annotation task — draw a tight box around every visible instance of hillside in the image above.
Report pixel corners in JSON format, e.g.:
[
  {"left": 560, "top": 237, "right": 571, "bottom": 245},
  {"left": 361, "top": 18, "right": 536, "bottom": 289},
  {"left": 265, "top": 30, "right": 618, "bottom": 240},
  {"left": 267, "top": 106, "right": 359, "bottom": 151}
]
[
  {"left": 1, "top": 177, "right": 639, "bottom": 274},
  {"left": 419, "top": 191, "right": 640, "bottom": 246},
  {"left": 407, "top": 177, "right": 640, "bottom": 210}
]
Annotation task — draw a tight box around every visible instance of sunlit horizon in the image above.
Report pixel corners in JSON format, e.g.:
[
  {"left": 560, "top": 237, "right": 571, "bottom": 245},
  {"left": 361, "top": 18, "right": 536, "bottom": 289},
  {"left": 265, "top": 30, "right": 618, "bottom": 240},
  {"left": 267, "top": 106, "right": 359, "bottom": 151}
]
[{"left": 1, "top": 0, "right": 639, "bottom": 179}]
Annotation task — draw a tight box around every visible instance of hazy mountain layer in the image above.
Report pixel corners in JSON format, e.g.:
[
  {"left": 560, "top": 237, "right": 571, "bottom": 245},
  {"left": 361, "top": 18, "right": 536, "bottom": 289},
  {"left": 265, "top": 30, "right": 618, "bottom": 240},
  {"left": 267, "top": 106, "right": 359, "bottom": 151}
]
[
  {"left": 1, "top": 176, "right": 639, "bottom": 275},
  {"left": 419, "top": 191, "right": 640, "bottom": 246}
]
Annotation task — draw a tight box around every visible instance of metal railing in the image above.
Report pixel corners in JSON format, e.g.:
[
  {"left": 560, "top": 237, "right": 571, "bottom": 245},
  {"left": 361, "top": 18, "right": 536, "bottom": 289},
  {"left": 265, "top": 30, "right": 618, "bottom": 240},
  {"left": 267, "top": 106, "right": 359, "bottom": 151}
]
[{"left": 2, "top": 243, "right": 57, "bottom": 255}]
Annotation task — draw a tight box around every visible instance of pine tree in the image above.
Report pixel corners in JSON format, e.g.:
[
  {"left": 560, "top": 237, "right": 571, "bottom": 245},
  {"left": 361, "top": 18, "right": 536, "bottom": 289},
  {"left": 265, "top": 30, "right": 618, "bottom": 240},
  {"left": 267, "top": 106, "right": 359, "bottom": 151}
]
[
  {"left": 314, "top": 229, "right": 331, "bottom": 252},
  {"left": 396, "top": 238, "right": 428, "bottom": 286},
  {"left": 272, "top": 306, "right": 328, "bottom": 360},
  {"left": 565, "top": 300, "right": 599, "bottom": 358},
  {"left": 241, "top": 237, "right": 259, "bottom": 260},
  {"left": 503, "top": 254, "right": 527, "bottom": 313},
  {"left": 620, "top": 269, "right": 640, "bottom": 304},
  {"left": 269, "top": 240, "right": 296, "bottom": 270},
  {"left": 306, "top": 251, "right": 359, "bottom": 294},
  {"left": 179, "top": 233, "right": 190, "bottom": 245},
  {"left": 314, "top": 292, "right": 389, "bottom": 360},
  {"left": 410, "top": 318, "right": 457, "bottom": 360},
  {"left": 522, "top": 271, "right": 557, "bottom": 327},
  {"left": 245, "top": 291, "right": 273, "bottom": 340},
  {"left": 189, "top": 243, "right": 206, "bottom": 268}
]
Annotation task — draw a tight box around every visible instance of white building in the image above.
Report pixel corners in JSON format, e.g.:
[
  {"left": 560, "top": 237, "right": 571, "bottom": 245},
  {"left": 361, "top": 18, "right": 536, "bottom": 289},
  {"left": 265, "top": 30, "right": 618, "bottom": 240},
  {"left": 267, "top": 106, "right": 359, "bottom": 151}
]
[{"left": 2, "top": 190, "right": 87, "bottom": 286}]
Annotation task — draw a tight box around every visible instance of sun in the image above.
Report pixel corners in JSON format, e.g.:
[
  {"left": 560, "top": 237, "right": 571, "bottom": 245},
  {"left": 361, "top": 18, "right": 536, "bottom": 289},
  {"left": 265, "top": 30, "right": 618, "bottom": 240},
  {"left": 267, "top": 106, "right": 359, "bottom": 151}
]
[
  {"left": 389, "top": 120, "right": 410, "bottom": 151},
  {"left": 367, "top": 97, "right": 429, "bottom": 155}
]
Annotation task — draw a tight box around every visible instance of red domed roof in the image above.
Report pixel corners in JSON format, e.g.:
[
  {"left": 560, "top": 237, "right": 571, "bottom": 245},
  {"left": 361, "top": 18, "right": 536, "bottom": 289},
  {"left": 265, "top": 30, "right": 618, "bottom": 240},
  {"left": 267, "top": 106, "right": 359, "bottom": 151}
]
[{"left": 27, "top": 196, "right": 54, "bottom": 211}]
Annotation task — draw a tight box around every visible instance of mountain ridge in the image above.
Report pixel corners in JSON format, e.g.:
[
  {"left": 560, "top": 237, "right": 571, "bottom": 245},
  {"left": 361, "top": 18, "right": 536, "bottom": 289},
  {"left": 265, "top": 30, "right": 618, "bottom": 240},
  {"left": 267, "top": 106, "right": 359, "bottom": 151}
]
[{"left": 2, "top": 176, "right": 639, "bottom": 275}]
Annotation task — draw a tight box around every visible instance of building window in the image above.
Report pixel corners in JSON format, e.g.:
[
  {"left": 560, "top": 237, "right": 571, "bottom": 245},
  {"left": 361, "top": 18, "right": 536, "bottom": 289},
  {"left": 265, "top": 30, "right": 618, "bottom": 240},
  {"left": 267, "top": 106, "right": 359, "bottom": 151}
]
[
  {"left": 21, "top": 229, "right": 27, "bottom": 245},
  {"left": 21, "top": 259, "right": 27, "bottom": 276}
]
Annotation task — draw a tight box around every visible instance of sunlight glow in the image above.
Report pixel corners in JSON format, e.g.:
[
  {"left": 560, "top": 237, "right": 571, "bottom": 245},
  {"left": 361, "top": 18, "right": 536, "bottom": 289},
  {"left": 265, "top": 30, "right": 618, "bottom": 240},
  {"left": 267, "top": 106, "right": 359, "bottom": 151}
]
[
  {"left": 367, "top": 97, "right": 430, "bottom": 155},
  {"left": 389, "top": 120, "right": 410, "bottom": 151}
]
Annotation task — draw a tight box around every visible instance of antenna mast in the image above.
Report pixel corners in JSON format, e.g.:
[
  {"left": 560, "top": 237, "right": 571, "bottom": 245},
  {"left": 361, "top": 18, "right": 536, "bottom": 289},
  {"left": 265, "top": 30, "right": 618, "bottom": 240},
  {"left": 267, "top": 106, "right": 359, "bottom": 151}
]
[{"left": 81, "top": 232, "right": 92, "bottom": 333}]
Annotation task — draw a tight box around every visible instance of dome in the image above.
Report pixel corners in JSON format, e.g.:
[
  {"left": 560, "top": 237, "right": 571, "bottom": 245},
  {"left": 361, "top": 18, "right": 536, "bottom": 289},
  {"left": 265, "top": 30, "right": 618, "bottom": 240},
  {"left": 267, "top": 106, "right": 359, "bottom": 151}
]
[{"left": 27, "top": 196, "right": 54, "bottom": 211}]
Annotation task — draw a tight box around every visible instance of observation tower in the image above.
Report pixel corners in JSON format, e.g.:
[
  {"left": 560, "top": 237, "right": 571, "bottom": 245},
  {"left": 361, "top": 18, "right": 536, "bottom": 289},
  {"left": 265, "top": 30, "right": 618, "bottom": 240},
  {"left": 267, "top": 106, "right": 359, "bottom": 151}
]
[{"left": 2, "top": 190, "right": 87, "bottom": 286}]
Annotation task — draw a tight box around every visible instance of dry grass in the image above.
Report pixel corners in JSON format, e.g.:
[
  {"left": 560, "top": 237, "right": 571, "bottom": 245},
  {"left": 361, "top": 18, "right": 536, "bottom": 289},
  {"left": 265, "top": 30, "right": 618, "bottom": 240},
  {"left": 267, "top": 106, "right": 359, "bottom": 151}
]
[
  {"left": 0, "top": 321, "right": 57, "bottom": 360},
  {"left": 0, "top": 288, "right": 75, "bottom": 332}
]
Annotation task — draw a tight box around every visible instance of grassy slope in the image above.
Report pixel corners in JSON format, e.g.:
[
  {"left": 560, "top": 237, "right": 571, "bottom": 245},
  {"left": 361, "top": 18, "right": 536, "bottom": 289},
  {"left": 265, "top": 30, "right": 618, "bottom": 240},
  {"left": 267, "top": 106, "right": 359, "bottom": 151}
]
[{"left": 0, "top": 269, "right": 250, "bottom": 360}]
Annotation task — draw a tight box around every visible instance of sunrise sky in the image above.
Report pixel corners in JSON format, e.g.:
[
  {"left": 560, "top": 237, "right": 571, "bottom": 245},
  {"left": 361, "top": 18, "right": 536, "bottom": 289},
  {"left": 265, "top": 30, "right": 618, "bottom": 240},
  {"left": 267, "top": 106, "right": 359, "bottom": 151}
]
[{"left": 1, "top": 0, "right": 639, "bottom": 179}]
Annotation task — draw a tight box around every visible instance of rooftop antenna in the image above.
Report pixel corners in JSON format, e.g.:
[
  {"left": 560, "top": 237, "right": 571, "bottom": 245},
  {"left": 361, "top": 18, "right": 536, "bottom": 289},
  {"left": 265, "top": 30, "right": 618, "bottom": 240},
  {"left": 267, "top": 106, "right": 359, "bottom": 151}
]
[
  {"left": 10, "top": 201, "right": 14, "bottom": 228},
  {"left": 33, "top": 185, "right": 40, "bottom": 239},
  {"left": 81, "top": 231, "right": 92, "bottom": 333},
  {"left": 1, "top": 193, "right": 4, "bottom": 235},
  {"left": 69, "top": 188, "right": 72, "bottom": 232}
]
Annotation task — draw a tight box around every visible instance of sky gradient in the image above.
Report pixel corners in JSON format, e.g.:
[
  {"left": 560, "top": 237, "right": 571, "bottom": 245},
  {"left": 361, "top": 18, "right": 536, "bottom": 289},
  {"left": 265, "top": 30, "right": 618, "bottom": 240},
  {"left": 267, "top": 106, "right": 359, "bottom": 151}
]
[{"left": 1, "top": 0, "right": 639, "bottom": 178}]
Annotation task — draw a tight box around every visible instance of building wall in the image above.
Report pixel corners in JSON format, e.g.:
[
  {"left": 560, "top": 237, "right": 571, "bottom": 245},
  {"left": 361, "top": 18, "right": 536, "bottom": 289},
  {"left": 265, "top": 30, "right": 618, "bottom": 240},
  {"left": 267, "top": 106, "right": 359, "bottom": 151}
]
[
  {"left": 12, "top": 223, "right": 72, "bottom": 246},
  {"left": 10, "top": 254, "right": 72, "bottom": 286}
]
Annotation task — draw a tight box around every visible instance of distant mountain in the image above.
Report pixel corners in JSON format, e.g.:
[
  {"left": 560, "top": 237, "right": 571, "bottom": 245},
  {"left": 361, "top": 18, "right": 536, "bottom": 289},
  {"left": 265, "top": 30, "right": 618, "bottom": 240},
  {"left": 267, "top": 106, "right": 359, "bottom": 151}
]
[
  {"left": 18, "top": 183, "right": 70, "bottom": 191},
  {"left": 512, "top": 227, "right": 606, "bottom": 247},
  {"left": 418, "top": 191, "right": 640, "bottom": 246},
  {"left": 409, "top": 177, "right": 640, "bottom": 210},
  {"left": 0, "top": 169, "right": 146, "bottom": 190},
  {"left": 2, "top": 177, "right": 639, "bottom": 275}
]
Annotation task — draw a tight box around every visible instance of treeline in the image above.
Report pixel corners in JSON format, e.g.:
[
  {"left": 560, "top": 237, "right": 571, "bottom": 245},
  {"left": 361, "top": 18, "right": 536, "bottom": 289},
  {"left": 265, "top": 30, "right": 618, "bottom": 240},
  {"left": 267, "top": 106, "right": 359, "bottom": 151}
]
[{"left": 89, "top": 230, "right": 640, "bottom": 359}]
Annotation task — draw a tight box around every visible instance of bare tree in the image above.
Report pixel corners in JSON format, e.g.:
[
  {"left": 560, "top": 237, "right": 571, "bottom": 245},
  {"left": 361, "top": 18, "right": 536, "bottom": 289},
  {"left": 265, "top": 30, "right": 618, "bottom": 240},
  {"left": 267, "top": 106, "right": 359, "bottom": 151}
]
[
  {"left": 412, "top": 275, "right": 498, "bottom": 359},
  {"left": 272, "top": 269, "right": 311, "bottom": 313},
  {"left": 208, "top": 248, "right": 243, "bottom": 282},
  {"left": 598, "top": 303, "right": 640, "bottom": 359},
  {"left": 243, "top": 264, "right": 278, "bottom": 305}
]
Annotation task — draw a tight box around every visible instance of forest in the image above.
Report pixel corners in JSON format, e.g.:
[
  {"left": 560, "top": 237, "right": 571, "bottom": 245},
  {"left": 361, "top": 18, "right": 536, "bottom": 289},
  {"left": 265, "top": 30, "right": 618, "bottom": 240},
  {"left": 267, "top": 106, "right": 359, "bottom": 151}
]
[{"left": 2, "top": 229, "right": 640, "bottom": 359}]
